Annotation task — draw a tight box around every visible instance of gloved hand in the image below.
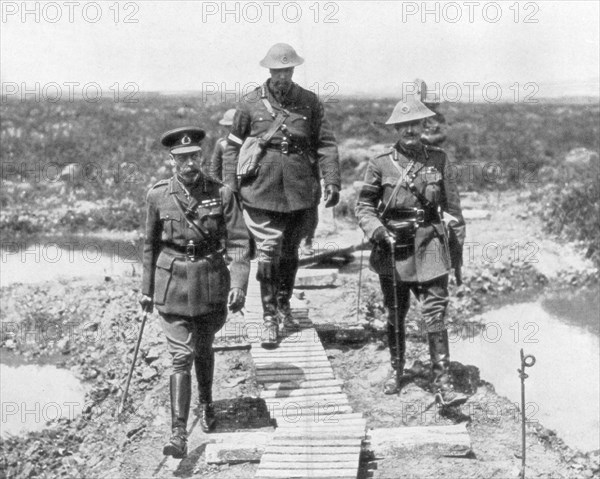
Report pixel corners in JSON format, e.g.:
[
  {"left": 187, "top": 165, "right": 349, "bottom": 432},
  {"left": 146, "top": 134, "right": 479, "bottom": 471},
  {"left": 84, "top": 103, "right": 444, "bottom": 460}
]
[
  {"left": 139, "top": 294, "right": 154, "bottom": 313},
  {"left": 228, "top": 288, "right": 245, "bottom": 313},
  {"left": 372, "top": 226, "right": 393, "bottom": 246},
  {"left": 323, "top": 184, "right": 340, "bottom": 208}
]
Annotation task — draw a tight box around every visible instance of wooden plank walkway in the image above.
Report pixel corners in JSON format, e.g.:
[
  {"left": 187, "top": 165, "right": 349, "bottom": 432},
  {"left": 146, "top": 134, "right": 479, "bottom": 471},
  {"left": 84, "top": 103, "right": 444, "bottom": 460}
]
[{"left": 243, "top": 265, "right": 366, "bottom": 479}]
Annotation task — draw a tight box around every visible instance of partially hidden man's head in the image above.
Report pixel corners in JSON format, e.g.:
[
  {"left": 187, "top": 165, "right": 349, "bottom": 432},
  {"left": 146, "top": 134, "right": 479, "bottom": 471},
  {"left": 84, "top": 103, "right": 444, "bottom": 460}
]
[
  {"left": 415, "top": 78, "right": 441, "bottom": 111},
  {"left": 385, "top": 86, "right": 435, "bottom": 151},
  {"left": 260, "top": 43, "right": 304, "bottom": 94},
  {"left": 160, "top": 126, "right": 205, "bottom": 185}
]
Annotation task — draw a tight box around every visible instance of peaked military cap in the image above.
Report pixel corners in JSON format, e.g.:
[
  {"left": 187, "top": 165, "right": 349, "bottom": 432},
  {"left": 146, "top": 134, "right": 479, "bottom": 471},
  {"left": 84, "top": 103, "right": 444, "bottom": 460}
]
[
  {"left": 160, "top": 126, "right": 205, "bottom": 154},
  {"left": 259, "top": 43, "right": 304, "bottom": 69}
]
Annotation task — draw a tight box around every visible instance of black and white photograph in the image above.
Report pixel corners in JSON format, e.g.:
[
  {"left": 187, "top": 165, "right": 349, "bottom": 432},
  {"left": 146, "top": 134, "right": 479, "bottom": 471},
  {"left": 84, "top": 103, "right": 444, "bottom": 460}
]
[{"left": 1, "top": 1, "right": 598, "bottom": 478}]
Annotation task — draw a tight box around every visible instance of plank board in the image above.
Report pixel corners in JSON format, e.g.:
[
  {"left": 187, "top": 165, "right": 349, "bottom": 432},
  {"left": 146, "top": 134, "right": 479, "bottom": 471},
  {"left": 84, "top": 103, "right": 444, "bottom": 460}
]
[
  {"left": 256, "top": 373, "right": 335, "bottom": 382},
  {"left": 255, "top": 470, "right": 357, "bottom": 479},
  {"left": 270, "top": 438, "right": 361, "bottom": 447},
  {"left": 266, "top": 446, "right": 361, "bottom": 455},
  {"left": 261, "top": 386, "right": 343, "bottom": 398},
  {"left": 262, "top": 379, "right": 344, "bottom": 390},
  {"left": 259, "top": 460, "right": 359, "bottom": 469},
  {"left": 247, "top": 264, "right": 364, "bottom": 479},
  {"left": 366, "top": 424, "right": 472, "bottom": 457}
]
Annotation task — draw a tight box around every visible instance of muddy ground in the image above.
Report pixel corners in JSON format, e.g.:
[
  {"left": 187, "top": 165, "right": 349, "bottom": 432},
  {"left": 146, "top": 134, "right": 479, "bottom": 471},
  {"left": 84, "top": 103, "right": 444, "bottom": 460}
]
[{"left": 1, "top": 191, "right": 598, "bottom": 479}]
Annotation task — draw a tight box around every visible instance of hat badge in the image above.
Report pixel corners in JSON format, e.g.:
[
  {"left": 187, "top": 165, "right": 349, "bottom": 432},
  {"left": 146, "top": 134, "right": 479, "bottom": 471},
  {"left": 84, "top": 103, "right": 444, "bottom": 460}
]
[
  {"left": 182, "top": 135, "right": 191, "bottom": 145},
  {"left": 281, "top": 55, "right": 288, "bottom": 64},
  {"left": 401, "top": 105, "right": 410, "bottom": 114}
]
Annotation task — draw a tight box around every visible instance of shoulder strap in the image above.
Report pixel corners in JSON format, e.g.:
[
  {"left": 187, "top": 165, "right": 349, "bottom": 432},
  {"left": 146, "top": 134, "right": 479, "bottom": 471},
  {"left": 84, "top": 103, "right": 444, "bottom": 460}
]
[
  {"left": 171, "top": 194, "right": 220, "bottom": 251},
  {"left": 261, "top": 112, "right": 288, "bottom": 143},
  {"left": 379, "top": 154, "right": 415, "bottom": 220}
]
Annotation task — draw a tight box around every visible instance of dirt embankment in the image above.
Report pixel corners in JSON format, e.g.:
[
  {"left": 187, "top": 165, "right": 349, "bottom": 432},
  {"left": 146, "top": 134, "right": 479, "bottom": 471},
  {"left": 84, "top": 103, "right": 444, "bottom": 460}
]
[{"left": 1, "top": 190, "right": 598, "bottom": 479}]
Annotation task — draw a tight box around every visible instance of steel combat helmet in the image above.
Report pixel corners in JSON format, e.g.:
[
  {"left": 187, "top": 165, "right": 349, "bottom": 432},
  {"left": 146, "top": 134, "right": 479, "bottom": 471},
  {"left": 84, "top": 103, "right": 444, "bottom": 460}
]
[
  {"left": 259, "top": 43, "right": 304, "bottom": 69},
  {"left": 385, "top": 90, "right": 435, "bottom": 125},
  {"left": 219, "top": 109, "right": 236, "bottom": 126}
]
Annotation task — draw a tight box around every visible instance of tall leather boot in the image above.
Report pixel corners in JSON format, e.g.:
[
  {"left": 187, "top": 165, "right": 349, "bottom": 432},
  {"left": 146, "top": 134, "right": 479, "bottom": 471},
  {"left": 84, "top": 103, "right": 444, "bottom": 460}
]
[
  {"left": 276, "top": 257, "right": 300, "bottom": 331},
  {"left": 194, "top": 351, "right": 215, "bottom": 433},
  {"left": 163, "top": 373, "right": 191, "bottom": 458},
  {"left": 428, "top": 330, "right": 468, "bottom": 407},
  {"left": 258, "top": 261, "right": 279, "bottom": 348},
  {"left": 384, "top": 317, "right": 406, "bottom": 395}
]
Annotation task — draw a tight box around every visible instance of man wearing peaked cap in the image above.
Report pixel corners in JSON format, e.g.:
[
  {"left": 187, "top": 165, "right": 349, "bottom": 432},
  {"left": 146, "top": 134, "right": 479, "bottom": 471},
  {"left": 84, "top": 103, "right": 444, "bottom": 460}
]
[
  {"left": 161, "top": 126, "right": 206, "bottom": 154},
  {"left": 140, "top": 126, "right": 251, "bottom": 458},
  {"left": 223, "top": 43, "right": 341, "bottom": 347},
  {"left": 355, "top": 89, "right": 468, "bottom": 407}
]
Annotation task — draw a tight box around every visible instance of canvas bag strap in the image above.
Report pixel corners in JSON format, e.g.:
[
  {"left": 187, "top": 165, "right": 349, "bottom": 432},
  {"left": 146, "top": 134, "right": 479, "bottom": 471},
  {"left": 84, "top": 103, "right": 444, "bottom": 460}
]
[{"left": 379, "top": 154, "right": 415, "bottom": 220}]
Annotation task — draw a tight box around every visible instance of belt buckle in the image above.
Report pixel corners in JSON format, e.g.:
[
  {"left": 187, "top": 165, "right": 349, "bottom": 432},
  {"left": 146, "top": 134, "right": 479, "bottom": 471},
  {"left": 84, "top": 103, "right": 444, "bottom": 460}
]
[
  {"left": 186, "top": 241, "right": 196, "bottom": 261},
  {"left": 281, "top": 140, "right": 289, "bottom": 154},
  {"left": 416, "top": 209, "right": 425, "bottom": 224}
]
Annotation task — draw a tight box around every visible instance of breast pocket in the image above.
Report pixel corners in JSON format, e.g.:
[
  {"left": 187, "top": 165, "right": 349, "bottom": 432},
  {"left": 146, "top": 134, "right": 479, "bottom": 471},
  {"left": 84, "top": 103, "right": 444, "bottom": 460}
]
[
  {"left": 250, "top": 116, "right": 272, "bottom": 136},
  {"left": 160, "top": 212, "right": 180, "bottom": 240},
  {"left": 287, "top": 110, "right": 311, "bottom": 138},
  {"left": 381, "top": 176, "right": 413, "bottom": 208}
]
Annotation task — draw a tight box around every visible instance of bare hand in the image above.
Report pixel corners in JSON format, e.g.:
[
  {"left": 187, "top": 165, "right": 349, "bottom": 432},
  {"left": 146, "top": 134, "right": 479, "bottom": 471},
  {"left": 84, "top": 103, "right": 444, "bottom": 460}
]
[
  {"left": 323, "top": 184, "right": 340, "bottom": 208},
  {"left": 227, "top": 288, "right": 245, "bottom": 313}
]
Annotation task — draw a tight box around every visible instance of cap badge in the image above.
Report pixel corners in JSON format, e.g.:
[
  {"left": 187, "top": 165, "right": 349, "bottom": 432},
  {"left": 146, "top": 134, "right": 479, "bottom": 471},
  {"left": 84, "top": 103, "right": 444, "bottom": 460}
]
[
  {"left": 182, "top": 135, "right": 191, "bottom": 145},
  {"left": 281, "top": 55, "right": 288, "bottom": 63},
  {"left": 401, "top": 105, "right": 410, "bottom": 113}
]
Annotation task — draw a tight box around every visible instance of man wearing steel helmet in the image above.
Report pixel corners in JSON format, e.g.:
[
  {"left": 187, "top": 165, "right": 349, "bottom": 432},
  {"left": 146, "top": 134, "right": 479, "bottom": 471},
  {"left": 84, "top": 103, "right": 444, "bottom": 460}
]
[
  {"left": 139, "top": 127, "right": 250, "bottom": 458},
  {"left": 223, "top": 43, "right": 341, "bottom": 347},
  {"left": 209, "top": 108, "right": 236, "bottom": 181},
  {"left": 355, "top": 88, "right": 468, "bottom": 407}
]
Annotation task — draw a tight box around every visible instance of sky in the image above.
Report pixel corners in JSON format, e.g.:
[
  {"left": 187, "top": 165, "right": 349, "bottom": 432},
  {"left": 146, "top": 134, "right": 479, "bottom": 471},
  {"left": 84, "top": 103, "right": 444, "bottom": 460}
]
[{"left": 1, "top": 1, "right": 599, "bottom": 99}]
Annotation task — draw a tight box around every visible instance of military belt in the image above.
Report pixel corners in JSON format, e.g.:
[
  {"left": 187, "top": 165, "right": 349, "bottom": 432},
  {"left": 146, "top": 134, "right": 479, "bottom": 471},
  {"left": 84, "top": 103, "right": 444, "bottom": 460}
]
[
  {"left": 387, "top": 207, "right": 438, "bottom": 224},
  {"left": 265, "top": 141, "right": 306, "bottom": 155},
  {"left": 161, "top": 242, "right": 222, "bottom": 262}
]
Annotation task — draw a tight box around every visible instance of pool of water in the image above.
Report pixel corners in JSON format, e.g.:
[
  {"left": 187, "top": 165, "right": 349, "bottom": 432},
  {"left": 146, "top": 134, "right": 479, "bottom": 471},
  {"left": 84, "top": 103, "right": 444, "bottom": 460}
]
[
  {"left": 1, "top": 360, "right": 88, "bottom": 438},
  {"left": 452, "top": 288, "right": 600, "bottom": 452},
  {"left": 1, "top": 235, "right": 142, "bottom": 286}
]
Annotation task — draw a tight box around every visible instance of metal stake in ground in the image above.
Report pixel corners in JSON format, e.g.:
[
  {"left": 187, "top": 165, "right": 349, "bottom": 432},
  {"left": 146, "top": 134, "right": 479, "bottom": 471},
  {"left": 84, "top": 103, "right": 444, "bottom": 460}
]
[
  {"left": 388, "top": 236, "right": 403, "bottom": 394},
  {"left": 118, "top": 309, "right": 149, "bottom": 420},
  {"left": 518, "top": 348, "right": 536, "bottom": 479}
]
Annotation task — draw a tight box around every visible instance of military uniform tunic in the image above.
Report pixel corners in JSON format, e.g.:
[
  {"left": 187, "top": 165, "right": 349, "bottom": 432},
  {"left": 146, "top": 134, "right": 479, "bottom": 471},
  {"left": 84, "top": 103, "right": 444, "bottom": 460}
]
[
  {"left": 209, "top": 137, "right": 227, "bottom": 181},
  {"left": 356, "top": 144, "right": 465, "bottom": 282},
  {"left": 356, "top": 144, "right": 465, "bottom": 332},
  {"left": 222, "top": 81, "right": 340, "bottom": 212},
  {"left": 142, "top": 176, "right": 250, "bottom": 317}
]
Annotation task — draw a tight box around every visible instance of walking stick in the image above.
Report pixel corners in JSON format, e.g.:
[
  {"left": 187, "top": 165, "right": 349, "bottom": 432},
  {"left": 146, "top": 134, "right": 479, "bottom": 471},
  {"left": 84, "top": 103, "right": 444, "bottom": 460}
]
[
  {"left": 518, "top": 348, "right": 536, "bottom": 479},
  {"left": 118, "top": 309, "right": 149, "bottom": 418},
  {"left": 355, "top": 237, "right": 365, "bottom": 324},
  {"left": 388, "top": 236, "right": 403, "bottom": 394}
]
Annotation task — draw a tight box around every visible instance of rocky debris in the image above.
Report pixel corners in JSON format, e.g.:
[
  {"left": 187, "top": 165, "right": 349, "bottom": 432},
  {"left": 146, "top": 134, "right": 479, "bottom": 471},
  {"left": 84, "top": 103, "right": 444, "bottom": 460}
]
[
  {"left": 0, "top": 423, "right": 85, "bottom": 479},
  {"left": 143, "top": 345, "right": 162, "bottom": 364},
  {"left": 205, "top": 431, "right": 273, "bottom": 464}
]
